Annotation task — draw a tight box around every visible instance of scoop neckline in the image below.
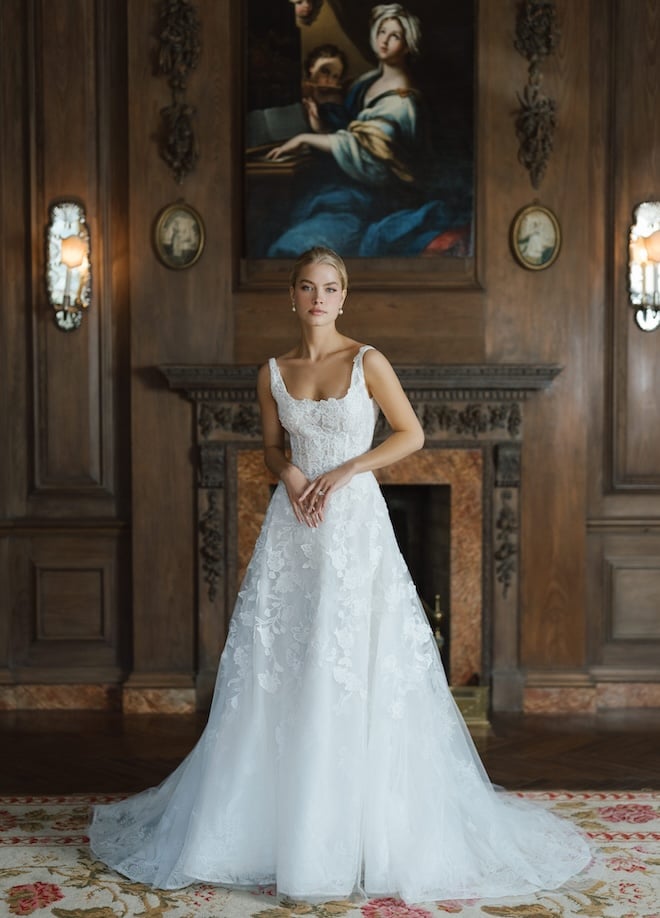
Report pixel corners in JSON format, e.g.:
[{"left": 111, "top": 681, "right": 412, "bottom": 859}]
[{"left": 273, "top": 346, "right": 368, "bottom": 404}]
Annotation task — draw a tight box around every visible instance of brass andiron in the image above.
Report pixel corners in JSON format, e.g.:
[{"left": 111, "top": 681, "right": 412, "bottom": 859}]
[
  {"left": 432, "top": 594, "right": 445, "bottom": 653},
  {"left": 424, "top": 592, "right": 491, "bottom": 728}
]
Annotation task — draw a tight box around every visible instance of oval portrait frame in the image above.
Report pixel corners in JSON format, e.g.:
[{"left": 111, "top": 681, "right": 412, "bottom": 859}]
[
  {"left": 510, "top": 204, "right": 561, "bottom": 271},
  {"left": 154, "top": 201, "right": 205, "bottom": 270}
]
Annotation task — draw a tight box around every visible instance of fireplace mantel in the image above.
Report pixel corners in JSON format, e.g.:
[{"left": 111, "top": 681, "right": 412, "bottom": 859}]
[
  {"left": 156, "top": 363, "right": 561, "bottom": 715},
  {"left": 160, "top": 363, "right": 560, "bottom": 399}
]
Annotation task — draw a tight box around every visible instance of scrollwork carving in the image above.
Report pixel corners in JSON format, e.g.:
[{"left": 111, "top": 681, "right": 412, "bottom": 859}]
[
  {"left": 198, "top": 443, "right": 225, "bottom": 488},
  {"left": 156, "top": 0, "right": 201, "bottom": 183},
  {"left": 420, "top": 402, "right": 522, "bottom": 440},
  {"left": 495, "top": 443, "right": 522, "bottom": 487},
  {"left": 198, "top": 403, "right": 262, "bottom": 439},
  {"left": 495, "top": 490, "right": 518, "bottom": 599},
  {"left": 199, "top": 490, "right": 223, "bottom": 602},
  {"left": 514, "top": 0, "right": 560, "bottom": 189}
]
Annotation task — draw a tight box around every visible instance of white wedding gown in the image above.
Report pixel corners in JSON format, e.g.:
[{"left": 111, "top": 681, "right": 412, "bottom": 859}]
[{"left": 89, "top": 346, "right": 590, "bottom": 903}]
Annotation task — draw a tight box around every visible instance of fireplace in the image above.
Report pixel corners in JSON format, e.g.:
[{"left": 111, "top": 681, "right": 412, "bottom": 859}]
[
  {"left": 160, "top": 363, "right": 560, "bottom": 715},
  {"left": 381, "top": 484, "right": 451, "bottom": 670}
]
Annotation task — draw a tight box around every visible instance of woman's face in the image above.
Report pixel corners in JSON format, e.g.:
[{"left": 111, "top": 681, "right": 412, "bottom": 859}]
[
  {"left": 290, "top": 262, "right": 346, "bottom": 326},
  {"left": 375, "top": 18, "right": 407, "bottom": 65}
]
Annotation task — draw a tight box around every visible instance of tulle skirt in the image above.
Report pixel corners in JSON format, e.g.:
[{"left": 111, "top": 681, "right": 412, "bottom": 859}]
[{"left": 89, "top": 476, "right": 590, "bottom": 902}]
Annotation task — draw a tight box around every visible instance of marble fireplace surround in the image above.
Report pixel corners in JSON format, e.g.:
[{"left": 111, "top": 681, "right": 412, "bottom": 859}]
[{"left": 160, "top": 363, "right": 560, "bottom": 714}]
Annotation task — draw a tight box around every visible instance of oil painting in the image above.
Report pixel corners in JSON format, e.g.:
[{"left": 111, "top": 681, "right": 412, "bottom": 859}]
[{"left": 244, "top": 0, "right": 475, "bottom": 280}]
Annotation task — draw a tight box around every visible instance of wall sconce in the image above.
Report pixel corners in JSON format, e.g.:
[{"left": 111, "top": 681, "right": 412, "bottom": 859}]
[
  {"left": 629, "top": 201, "right": 660, "bottom": 331},
  {"left": 46, "top": 201, "right": 91, "bottom": 331}
]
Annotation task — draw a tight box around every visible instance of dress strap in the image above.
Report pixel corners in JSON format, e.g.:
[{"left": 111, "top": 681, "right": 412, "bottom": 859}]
[
  {"left": 354, "top": 344, "right": 375, "bottom": 375},
  {"left": 268, "top": 357, "right": 284, "bottom": 398}
]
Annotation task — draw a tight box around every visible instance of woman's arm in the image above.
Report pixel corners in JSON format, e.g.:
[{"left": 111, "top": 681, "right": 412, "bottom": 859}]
[
  {"left": 265, "top": 132, "right": 334, "bottom": 160},
  {"left": 257, "top": 364, "right": 319, "bottom": 527},
  {"left": 299, "top": 349, "right": 424, "bottom": 514}
]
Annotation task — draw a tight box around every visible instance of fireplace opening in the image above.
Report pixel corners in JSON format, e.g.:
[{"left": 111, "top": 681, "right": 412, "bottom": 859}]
[{"left": 381, "top": 484, "right": 451, "bottom": 671}]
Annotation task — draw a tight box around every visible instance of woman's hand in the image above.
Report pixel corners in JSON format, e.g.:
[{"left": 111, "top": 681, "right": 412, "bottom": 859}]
[
  {"left": 266, "top": 135, "right": 307, "bottom": 160},
  {"left": 298, "top": 461, "right": 357, "bottom": 521},
  {"left": 280, "top": 464, "right": 321, "bottom": 528}
]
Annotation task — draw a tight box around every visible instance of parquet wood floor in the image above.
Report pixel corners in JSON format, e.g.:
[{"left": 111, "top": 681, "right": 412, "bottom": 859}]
[{"left": 1, "top": 709, "right": 659, "bottom": 795}]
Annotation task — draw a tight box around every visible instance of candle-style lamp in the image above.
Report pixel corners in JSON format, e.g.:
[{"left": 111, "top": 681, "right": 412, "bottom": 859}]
[
  {"left": 46, "top": 201, "right": 92, "bottom": 331},
  {"left": 60, "top": 235, "right": 87, "bottom": 309},
  {"left": 629, "top": 202, "right": 660, "bottom": 331}
]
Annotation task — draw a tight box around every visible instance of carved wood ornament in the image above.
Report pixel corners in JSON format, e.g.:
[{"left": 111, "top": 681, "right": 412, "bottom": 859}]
[
  {"left": 156, "top": 0, "right": 201, "bottom": 183},
  {"left": 514, "top": 0, "right": 560, "bottom": 189}
]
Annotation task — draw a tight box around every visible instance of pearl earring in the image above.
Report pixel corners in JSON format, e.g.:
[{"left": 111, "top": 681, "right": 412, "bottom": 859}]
[
  {"left": 339, "top": 307, "right": 344, "bottom": 315},
  {"left": 292, "top": 303, "right": 296, "bottom": 312}
]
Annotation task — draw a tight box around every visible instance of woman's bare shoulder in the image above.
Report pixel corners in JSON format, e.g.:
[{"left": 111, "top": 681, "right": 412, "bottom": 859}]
[{"left": 362, "top": 346, "right": 392, "bottom": 370}]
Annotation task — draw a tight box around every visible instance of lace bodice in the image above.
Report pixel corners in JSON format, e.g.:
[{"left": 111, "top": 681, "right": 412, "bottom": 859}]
[{"left": 269, "top": 345, "right": 379, "bottom": 480}]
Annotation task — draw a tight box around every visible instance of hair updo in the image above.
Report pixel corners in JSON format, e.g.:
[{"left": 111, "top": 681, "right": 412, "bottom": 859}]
[{"left": 289, "top": 246, "right": 348, "bottom": 291}]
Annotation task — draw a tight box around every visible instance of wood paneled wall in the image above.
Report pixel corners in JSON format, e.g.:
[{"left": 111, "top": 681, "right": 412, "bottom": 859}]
[
  {"left": 1, "top": 0, "right": 659, "bottom": 710},
  {"left": 585, "top": 0, "right": 660, "bottom": 692},
  {"left": 0, "top": 0, "right": 130, "bottom": 693}
]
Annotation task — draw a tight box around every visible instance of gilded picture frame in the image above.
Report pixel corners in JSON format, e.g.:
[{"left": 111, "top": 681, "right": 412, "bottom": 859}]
[
  {"left": 510, "top": 203, "right": 561, "bottom": 271},
  {"left": 240, "top": 0, "right": 477, "bottom": 290},
  {"left": 154, "top": 202, "right": 206, "bottom": 271}
]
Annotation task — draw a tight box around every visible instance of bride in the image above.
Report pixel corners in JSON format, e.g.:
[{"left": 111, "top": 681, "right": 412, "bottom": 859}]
[{"left": 89, "top": 246, "right": 590, "bottom": 904}]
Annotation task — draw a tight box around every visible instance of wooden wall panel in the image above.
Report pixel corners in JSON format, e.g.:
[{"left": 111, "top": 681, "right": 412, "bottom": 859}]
[
  {"left": 481, "top": 0, "right": 590, "bottom": 668},
  {"left": 586, "top": 0, "right": 660, "bottom": 688},
  {"left": 29, "top": 0, "right": 104, "bottom": 495},
  {"left": 588, "top": 530, "right": 660, "bottom": 674},
  {"left": 611, "top": 1, "right": 660, "bottom": 489},
  {"left": 0, "top": 0, "right": 130, "bottom": 689},
  {"left": 0, "top": 1, "right": 30, "bottom": 524},
  {"left": 125, "top": 0, "right": 234, "bottom": 691},
  {"left": 611, "top": 567, "right": 660, "bottom": 640},
  {"left": 9, "top": 531, "right": 126, "bottom": 679}
]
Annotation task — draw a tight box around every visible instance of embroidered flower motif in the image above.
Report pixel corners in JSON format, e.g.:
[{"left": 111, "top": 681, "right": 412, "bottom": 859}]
[
  {"left": 598, "top": 804, "right": 658, "bottom": 824},
  {"left": 257, "top": 670, "right": 282, "bottom": 693},
  {"left": 7, "top": 882, "right": 64, "bottom": 915},
  {"left": 361, "top": 896, "right": 432, "bottom": 918}
]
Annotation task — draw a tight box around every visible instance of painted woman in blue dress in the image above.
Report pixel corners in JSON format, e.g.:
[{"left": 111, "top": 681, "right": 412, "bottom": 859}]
[{"left": 265, "top": 4, "right": 470, "bottom": 258}]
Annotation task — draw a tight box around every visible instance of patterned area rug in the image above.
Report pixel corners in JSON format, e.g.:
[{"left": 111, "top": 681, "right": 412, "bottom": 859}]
[{"left": 0, "top": 791, "right": 658, "bottom": 917}]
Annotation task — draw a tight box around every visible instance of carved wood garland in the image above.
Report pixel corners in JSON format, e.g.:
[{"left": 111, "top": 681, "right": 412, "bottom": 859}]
[
  {"left": 514, "top": 0, "right": 560, "bottom": 189},
  {"left": 156, "top": 0, "right": 201, "bottom": 183}
]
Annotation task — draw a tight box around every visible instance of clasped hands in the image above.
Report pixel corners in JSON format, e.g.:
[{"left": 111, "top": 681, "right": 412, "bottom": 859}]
[{"left": 281, "top": 462, "right": 355, "bottom": 528}]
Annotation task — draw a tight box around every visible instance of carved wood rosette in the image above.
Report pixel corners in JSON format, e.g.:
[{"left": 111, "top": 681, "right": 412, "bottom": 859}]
[
  {"left": 514, "top": 0, "right": 560, "bottom": 189},
  {"left": 159, "top": 363, "right": 560, "bottom": 712}
]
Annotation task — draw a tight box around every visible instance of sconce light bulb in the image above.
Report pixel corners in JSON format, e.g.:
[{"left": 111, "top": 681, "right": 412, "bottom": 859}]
[
  {"left": 644, "top": 230, "right": 660, "bottom": 263},
  {"left": 630, "top": 239, "right": 648, "bottom": 265},
  {"left": 60, "top": 235, "right": 86, "bottom": 269}
]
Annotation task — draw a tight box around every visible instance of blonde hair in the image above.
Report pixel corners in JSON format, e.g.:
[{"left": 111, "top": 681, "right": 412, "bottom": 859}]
[
  {"left": 289, "top": 246, "right": 348, "bottom": 291},
  {"left": 369, "top": 4, "right": 422, "bottom": 60}
]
